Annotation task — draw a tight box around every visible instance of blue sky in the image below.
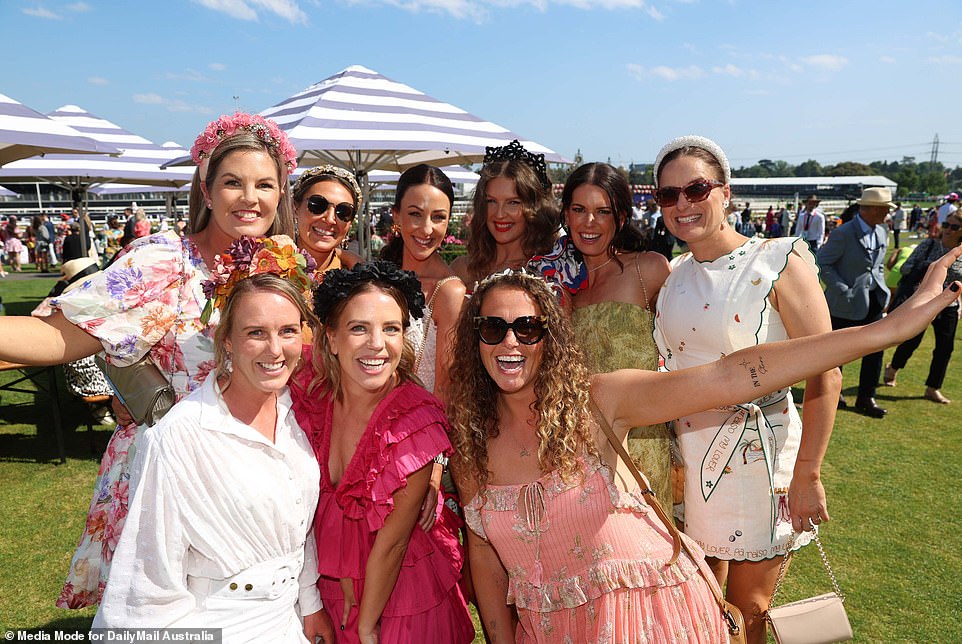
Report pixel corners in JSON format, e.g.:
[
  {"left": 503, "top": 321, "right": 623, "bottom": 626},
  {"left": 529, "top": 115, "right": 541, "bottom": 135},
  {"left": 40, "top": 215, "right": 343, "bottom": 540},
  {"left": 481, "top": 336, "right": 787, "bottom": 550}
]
[{"left": 3, "top": 0, "right": 962, "bottom": 169}]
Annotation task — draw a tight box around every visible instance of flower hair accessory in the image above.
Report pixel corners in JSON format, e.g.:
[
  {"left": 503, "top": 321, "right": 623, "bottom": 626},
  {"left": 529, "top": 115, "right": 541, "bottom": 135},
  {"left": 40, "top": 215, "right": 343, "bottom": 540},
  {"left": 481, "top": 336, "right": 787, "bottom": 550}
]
[
  {"left": 483, "top": 139, "right": 550, "bottom": 191},
  {"left": 292, "top": 165, "right": 363, "bottom": 207},
  {"left": 191, "top": 112, "right": 299, "bottom": 179},
  {"left": 314, "top": 261, "right": 425, "bottom": 325},
  {"left": 652, "top": 135, "right": 731, "bottom": 187},
  {"left": 200, "top": 235, "right": 317, "bottom": 324}
]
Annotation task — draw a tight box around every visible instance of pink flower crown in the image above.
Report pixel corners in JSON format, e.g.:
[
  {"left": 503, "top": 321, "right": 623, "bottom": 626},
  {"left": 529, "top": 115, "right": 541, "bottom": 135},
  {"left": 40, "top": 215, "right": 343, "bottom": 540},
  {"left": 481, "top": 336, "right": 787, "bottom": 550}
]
[
  {"left": 200, "top": 235, "right": 317, "bottom": 324},
  {"left": 191, "top": 113, "right": 298, "bottom": 176}
]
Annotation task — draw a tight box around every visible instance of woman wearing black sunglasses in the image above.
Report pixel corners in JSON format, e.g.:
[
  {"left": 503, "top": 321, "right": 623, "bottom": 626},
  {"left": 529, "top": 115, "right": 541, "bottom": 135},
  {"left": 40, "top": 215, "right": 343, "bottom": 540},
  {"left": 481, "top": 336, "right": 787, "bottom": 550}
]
[
  {"left": 884, "top": 212, "right": 962, "bottom": 404},
  {"left": 447, "top": 258, "right": 960, "bottom": 643},
  {"left": 292, "top": 165, "right": 363, "bottom": 274},
  {"left": 651, "top": 136, "right": 841, "bottom": 643}
]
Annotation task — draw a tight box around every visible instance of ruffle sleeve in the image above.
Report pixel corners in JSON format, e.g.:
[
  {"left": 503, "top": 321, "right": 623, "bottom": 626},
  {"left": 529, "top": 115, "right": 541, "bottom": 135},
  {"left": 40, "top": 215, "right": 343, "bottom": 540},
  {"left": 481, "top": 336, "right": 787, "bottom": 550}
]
[
  {"left": 336, "top": 383, "right": 453, "bottom": 532},
  {"left": 50, "top": 232, "right": 191, "bottom": 366}
]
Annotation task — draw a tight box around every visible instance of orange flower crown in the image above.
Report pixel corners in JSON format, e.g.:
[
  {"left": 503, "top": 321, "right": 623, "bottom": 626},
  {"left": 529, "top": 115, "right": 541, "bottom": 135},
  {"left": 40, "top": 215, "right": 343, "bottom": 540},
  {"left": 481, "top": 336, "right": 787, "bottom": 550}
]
[{"left": 200, "top": 235, "right": 317, "bottom": 324}]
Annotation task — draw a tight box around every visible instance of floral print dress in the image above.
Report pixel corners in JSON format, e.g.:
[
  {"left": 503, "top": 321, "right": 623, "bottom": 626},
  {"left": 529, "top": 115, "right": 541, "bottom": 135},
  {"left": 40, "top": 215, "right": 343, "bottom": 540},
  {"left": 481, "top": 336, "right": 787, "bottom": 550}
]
[{"left": 51, "top": 231, "right": 217, "bottom": 608}]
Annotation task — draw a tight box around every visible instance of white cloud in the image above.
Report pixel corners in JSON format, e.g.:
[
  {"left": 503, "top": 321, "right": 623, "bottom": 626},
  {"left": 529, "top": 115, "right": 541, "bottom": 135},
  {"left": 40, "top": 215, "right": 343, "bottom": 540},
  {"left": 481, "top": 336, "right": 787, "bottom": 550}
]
[
  {"left": 22, "top": 6, "right": 62, "bottom": 19},
  {"left": 800, "top": 54, "right": 848, "bottom": 72},
  {"left": 348, "top": 0, "right": 661, "bottom": 21},
  {"left": 713, "top": 63, "right": 744, "bottom": 77},
  {"left": 133, "top": 93, "right": 212, "bottom": 114},
  {"left": 193, "top": 0, "right": 308, "bottom": 24},
  {"left": 627, "top": 63, "right": 704, "bottom": 81},
  {"left": 928, "top": 55, "right": 962, "bottom": 65},
  {"left": 209, "top": 62, "right": 227, "bottom": 71},
  {"left": 66, "top": 2, "right": 92, "bottom": 11},
  {"left": 165, "top": 69, "right": 208, "bottom": 82},
  {"left": 880, "top": 56, "right": 896, "bottom": 64},
  {"left": 87, "top": 76, "right": 109, "bottom": 85}
]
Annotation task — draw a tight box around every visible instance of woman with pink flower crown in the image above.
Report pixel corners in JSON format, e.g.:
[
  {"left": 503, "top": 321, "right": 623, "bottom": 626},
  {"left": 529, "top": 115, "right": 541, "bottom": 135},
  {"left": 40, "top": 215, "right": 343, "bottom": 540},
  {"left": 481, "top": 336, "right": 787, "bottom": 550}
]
[{"left": 0, "top": 112, "right": 299, "bottom": 609}]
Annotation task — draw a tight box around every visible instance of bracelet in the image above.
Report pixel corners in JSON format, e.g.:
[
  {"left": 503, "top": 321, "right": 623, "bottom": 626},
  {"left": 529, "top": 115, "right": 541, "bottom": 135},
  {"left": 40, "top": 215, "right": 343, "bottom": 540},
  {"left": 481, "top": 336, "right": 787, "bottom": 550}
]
[{"left": 433, "top": 454, "right": 449, "bottom": 467}]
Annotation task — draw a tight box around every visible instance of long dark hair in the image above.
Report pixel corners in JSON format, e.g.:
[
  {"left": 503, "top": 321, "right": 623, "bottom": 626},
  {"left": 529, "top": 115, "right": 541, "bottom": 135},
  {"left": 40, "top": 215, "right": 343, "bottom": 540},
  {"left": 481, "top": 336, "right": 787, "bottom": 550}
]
[
  {"left": 381, "top": 164, "right": 455, "bottom": 265},
  {"left": 561, "top": 162, "right": 646, "bottom": 259}
]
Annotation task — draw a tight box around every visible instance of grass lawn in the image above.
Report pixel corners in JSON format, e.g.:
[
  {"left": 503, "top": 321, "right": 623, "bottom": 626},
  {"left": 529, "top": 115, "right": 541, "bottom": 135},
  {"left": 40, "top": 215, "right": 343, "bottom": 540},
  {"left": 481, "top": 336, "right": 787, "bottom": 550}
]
[{"left": 1, "top": 255, "right": 960, "bottom": 641}]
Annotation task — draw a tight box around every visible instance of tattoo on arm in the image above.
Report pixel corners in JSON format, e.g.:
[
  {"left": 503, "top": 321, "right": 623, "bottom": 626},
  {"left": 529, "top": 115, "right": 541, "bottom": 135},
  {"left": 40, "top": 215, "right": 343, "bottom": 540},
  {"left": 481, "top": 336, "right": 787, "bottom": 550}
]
[{"left": 739, "top": 356, "right": 765, "bottom": 388}]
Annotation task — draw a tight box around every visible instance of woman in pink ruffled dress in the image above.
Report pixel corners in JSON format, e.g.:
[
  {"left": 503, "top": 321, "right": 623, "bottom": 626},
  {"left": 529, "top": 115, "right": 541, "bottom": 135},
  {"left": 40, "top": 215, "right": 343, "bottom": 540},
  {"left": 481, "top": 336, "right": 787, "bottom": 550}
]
[{"left": 290, "top": 262, "right": 473, "bottom": 644}]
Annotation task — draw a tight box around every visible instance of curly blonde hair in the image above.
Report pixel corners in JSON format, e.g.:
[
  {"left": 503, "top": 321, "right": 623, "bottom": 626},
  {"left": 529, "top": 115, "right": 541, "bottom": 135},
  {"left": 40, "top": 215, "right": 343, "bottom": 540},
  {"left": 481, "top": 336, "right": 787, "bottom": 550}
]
[{"left": 447, "top": 271, "right": 597, "bottom": 491}]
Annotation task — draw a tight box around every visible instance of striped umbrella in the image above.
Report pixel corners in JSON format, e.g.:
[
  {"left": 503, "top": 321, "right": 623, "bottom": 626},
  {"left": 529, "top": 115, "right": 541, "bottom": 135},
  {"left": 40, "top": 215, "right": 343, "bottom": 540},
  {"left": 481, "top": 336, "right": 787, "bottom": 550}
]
[
  {"left": 0, "top": 93, "right": 119, "bottom": 166},
  {"left": 260, "top": 65, "right": 566, "bottom": 172},
  {"left": 0, "top": 186, "right": 18, "bottom": 197},
  {"left": 0, "top": 106, "right": 193, "bottom": 188}
]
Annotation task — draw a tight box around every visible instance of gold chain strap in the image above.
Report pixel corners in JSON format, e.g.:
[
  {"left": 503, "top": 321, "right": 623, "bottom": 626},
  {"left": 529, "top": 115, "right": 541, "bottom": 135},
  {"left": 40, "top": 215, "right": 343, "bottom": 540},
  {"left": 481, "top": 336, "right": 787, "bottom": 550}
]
[{"left": 770, "top": 526, "right": 845, "bottom": 607}]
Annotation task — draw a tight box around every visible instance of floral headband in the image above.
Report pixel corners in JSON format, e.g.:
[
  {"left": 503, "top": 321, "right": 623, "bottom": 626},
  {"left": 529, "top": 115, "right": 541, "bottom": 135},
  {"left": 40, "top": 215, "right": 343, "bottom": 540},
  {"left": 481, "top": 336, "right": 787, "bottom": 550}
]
[
  {"left": 292, "top": 165, "right": 363, "bottom": 207},
  {"left": 314, "top": 261, "right": 425, "bottom": 325},
  {"left": 200, "top": 235, "right": 317, "bottom": 324},
  {"left": 483, "top": 139, "right": 551, "bottom": 191},
  {"left": 191, "top": 113, "right": 298, "bottom": 180}
]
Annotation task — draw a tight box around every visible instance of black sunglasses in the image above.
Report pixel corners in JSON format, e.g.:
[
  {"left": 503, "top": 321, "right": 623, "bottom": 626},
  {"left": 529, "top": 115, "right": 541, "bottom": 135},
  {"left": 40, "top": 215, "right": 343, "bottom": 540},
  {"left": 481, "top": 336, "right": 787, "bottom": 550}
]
[
  {"left": 945, "top": 222, "right": 962, "bottom": 231},
  {"left": 474, "top": 316, "right": 547, "bottom": 345},
  {"left": 654, "top": 179, "right": 725, "bottom": 208},
  {"left": 307, "top": 194, "right": 356, "bottom": 222}
]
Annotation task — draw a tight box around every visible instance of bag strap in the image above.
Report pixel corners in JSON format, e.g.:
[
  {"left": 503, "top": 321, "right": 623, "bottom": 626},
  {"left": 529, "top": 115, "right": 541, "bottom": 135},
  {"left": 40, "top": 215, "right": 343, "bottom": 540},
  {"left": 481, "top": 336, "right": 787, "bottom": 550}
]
[
  {"left": 589, "top": 400, "right": 743, "bottom": 634},
  {"left": 414, "top": 276, "right": 459, "bottom": 374},
  {"left": 769, "top": 528, "right": 846, "bottom": 607}
]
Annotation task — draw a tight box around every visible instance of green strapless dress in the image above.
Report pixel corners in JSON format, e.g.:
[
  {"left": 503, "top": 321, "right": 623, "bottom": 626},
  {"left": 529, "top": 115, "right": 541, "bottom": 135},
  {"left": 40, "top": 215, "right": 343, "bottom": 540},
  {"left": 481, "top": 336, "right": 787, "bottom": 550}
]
[{"left": 572, "top": 301, "right": 673, "bottom": 505}]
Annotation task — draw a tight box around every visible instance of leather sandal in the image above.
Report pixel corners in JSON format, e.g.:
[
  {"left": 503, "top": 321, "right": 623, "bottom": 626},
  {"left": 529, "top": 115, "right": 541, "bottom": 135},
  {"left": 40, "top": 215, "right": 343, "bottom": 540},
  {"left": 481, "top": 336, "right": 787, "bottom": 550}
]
[{"left": 925, "top": 387, "right": 951, "bottom": 404}]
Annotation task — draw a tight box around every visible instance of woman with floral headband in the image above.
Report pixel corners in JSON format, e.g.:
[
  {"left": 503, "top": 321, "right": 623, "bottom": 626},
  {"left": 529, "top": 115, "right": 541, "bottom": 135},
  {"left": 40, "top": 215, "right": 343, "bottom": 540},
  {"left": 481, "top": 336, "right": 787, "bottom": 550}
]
[
  {"left": 451, "top": 140, "right": 559, "bottom": 291},
  {"left": 292, "top": 165, "right": 363, "bottom": 274},
  {"left": 449, "top": 260, "right": 960, "bottom": 643},
  {"left": 651, "top": 135, "right": 841, "bottom": 643},
  {"left": 290, "top": 262, "right": 474, "bottom": 644},
  {"left": 95, "top": 237, "right": 335, "bottom": 643},
  {"left": 0, "top": 112, "right": 297, "bottom": 609},
  {"left": 380, "top": 164, "right": 466, "bottom": 399}
]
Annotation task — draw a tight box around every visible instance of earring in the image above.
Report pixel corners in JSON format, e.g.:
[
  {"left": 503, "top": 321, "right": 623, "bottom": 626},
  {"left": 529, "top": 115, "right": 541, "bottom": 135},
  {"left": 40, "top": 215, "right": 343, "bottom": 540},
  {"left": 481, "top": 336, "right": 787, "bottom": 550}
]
[
  {"left": 722, "top": 199, "right": 730, "bottom": 208},
  {"left": 224, "top": 352, "right": 233, "bottom": 373},
  {"left": 206, "top": 201, "right": 212, "bottom": 209},
  {"left": 390, "top": 223, "right": 401, "bottom": 236}
]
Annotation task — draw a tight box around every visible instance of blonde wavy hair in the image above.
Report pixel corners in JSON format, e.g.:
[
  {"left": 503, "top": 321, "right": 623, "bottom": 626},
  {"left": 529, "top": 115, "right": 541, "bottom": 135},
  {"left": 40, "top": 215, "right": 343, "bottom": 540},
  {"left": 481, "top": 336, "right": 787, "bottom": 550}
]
[{"left": 447, "top": 271, "right": 597, "bottom": 491}]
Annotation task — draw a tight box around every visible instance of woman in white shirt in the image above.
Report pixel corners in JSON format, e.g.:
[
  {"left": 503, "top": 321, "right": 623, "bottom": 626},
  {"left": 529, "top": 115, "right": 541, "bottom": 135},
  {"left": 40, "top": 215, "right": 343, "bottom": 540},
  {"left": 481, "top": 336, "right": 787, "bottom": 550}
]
[{"left": 95, "top": 243, "right": 335, "bottom": 644}]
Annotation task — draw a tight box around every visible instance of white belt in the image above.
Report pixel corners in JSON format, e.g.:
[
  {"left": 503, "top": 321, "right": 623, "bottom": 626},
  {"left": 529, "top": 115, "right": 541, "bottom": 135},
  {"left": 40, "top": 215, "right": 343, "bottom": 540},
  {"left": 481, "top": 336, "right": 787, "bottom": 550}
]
[{"left": 187, "top": 552, "right": 302, "bottom": 602}]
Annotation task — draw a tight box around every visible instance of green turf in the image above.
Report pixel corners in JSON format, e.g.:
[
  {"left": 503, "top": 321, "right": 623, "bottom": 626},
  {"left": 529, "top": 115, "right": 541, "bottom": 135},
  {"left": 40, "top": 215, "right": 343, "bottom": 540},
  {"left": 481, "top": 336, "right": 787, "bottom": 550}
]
[{"left": 1, "top": 256, "right": 960, "bottom": 641}]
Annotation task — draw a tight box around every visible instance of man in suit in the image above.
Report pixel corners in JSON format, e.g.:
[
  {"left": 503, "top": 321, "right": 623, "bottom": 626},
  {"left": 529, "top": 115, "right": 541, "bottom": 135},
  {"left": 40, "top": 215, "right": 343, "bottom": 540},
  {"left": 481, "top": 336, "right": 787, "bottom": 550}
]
[
  {"left": 799, "top": 194, "right": 826, "bottom": 252},
  {"left": 817, "top": 187, "right": 894, "bottom": 418}
]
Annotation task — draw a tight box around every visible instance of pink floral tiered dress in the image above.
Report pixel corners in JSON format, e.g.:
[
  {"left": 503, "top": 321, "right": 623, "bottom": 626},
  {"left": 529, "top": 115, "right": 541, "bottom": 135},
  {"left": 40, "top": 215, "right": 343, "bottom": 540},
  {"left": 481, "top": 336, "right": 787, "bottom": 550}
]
[
  {"left": 464, "top": 455, "right": 728, "bottom": 643},
  {"left": 290, "top": 376, "right": 474, "bottom": 644}
]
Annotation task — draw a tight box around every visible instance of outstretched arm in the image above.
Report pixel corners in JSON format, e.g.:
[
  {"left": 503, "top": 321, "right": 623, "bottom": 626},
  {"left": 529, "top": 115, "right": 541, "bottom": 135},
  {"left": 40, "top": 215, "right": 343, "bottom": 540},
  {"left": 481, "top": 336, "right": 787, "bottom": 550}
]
[
  {"left": 0, "top": 311, "right": 103, "bottom": 365},
  {"left": 595, "top": 245, "right": 962, "bottom": 430}
]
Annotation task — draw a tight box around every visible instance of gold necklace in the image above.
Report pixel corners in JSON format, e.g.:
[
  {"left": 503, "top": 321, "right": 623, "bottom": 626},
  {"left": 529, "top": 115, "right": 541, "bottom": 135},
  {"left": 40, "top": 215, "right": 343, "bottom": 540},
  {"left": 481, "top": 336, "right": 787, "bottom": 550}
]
[{"left": 587, "top": 255, "right": 616, "bottom": 272}]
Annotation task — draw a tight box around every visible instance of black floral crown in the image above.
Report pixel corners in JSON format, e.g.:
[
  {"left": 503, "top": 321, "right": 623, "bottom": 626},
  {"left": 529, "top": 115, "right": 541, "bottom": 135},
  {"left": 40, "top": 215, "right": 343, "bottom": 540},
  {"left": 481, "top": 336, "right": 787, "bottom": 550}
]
[
  {"left": 314, "top": 261, "right": 425, "bottom": 325},
  {"left": 483, "top": 139, "right": 550, "bottom": 191}
]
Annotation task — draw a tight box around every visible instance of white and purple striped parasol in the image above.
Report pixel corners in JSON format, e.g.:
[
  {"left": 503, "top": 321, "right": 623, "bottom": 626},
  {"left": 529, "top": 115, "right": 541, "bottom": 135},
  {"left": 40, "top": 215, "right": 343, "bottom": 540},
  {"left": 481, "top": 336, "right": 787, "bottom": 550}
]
[
  {"left": 0, "top": 106, "right": 193, "bottom": 188},
  {"left": 0, "top": 93, "right": 119, "bottom": 166}
]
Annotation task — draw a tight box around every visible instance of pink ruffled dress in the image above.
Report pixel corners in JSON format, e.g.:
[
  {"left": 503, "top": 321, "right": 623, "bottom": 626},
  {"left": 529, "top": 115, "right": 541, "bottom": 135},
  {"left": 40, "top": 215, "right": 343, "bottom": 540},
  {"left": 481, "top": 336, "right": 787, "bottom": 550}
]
[
  {"left": 464, "top": 455, "right": 729, "bottom": 643},
  {"left": 291, "top": 377, "right": 473, "bottom": 644}
]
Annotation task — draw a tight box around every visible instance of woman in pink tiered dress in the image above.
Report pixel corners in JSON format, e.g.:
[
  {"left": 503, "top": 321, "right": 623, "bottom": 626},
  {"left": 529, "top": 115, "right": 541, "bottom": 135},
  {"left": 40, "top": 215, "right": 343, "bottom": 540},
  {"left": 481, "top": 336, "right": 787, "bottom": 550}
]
[{"left": 290, "top": 262, "right": 473, "bottom": 644}]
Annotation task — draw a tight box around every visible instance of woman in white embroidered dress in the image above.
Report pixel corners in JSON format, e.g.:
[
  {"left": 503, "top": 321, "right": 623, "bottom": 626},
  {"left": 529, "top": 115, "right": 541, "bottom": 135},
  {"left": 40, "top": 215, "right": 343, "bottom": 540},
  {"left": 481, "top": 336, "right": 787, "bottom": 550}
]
[
  {"left": 0, "top": 113, "right": 298, "bottom": 608},
  {"left": 95, "top": 268, "right": 334, "bottom": 643},
  {"left": 650, "top": 135, "right": 842, "bottom": 643}
]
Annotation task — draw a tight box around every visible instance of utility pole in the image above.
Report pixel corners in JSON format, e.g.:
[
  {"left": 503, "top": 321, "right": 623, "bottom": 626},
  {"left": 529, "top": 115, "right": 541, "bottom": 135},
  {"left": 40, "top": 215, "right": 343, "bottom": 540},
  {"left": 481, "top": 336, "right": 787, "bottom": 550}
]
[{"left": 930, "top": 133, "right": 940, "bottom": 164}]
